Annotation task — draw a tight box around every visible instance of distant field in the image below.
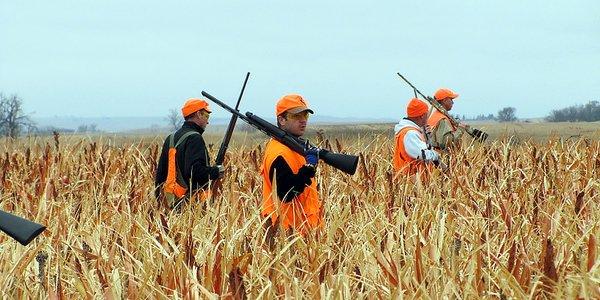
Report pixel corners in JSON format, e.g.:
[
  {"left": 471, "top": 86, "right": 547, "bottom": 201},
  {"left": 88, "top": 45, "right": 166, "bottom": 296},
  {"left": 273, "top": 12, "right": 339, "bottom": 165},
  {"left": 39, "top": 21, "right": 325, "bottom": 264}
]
[
  {"left": 12, "top": 121, "right": 599, "bottom": 152},
  {"left": 223, "top": 121, "right": 600, "bottom": 145}
]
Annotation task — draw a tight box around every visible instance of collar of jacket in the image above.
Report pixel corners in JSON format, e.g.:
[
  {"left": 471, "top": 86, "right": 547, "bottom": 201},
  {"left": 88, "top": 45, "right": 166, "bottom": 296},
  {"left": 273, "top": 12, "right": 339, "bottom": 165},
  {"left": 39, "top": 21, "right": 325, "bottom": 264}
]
[{"left": 181, "top": 121, "right": 205, "bottom": 134}]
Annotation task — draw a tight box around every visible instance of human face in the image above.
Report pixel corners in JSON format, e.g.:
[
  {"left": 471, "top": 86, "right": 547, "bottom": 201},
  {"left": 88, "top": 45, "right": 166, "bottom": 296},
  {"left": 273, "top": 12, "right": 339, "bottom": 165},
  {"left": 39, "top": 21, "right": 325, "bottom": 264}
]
[
  {"left": 413, "top": 113, "right": 428, "bottom": 127},
  {"left": 196, "top": 109, "right": 210, "bottom": 129},
  {"left": 278, "top": 111, "right": 309, "bottom": 136},
  {"left": 440, "top": 98, "right": 454, "bottom": 111}
]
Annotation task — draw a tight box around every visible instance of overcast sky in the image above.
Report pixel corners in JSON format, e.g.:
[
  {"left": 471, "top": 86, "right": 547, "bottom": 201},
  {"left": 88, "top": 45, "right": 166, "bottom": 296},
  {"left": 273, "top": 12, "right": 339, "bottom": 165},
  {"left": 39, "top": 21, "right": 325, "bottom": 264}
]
[{"left": 1, "top": 0, "right": 599, "bottom": 120}]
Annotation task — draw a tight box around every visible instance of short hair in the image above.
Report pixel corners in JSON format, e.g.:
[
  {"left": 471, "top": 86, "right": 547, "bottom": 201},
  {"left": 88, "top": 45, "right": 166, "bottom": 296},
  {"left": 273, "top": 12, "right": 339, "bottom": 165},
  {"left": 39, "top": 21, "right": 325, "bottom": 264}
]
[
  {"left": 184, "top": 112, "right": 197, "bottom": 121},
  {"left": 275, "top": 113, "right": 284, "bottom": 128}
]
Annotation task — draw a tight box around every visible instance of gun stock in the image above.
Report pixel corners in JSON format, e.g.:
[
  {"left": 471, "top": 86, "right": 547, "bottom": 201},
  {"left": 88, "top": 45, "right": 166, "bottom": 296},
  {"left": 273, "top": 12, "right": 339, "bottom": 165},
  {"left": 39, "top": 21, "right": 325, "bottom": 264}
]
[{"left": 0, "top": 210, "right": 46, "bottom": 246}]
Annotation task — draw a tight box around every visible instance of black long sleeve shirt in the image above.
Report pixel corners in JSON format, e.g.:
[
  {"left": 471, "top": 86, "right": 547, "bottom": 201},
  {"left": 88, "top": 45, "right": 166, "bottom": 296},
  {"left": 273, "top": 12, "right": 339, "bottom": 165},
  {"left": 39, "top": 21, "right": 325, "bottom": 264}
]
[
  {"left": 155, "top": 121, "right": 220, "bottom": 198},
  {"left": 269, "top": 156, "right": 316, "bottom": 202}
]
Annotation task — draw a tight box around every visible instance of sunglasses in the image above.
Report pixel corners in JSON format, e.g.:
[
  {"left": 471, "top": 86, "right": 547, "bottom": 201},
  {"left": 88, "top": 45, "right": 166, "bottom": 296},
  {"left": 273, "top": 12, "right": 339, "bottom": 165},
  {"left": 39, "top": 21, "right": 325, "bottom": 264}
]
[
  {"left": 198, "top": 110, "right": 211, "bottom": 118},
  {"left": 286, "top": 111, "right": 310, "bottom": 121}
]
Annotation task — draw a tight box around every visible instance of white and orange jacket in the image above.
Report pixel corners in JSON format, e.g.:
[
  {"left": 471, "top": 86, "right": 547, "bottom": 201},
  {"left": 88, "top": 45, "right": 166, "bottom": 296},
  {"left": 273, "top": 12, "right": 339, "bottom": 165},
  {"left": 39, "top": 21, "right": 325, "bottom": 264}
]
[{"left": 393, "top": 119, "right": 440, "bottom": 175}]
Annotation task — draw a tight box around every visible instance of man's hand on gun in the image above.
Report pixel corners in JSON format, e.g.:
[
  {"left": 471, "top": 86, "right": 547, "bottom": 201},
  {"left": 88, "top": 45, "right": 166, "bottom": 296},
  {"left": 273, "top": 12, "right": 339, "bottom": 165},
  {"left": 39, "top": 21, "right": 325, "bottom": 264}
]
[
  {"left": 471, "top": 128, "right": 488, "bottom": 141},
  {"left": 457, "top": 122, "right": 488, "bottom": 142},
  {"left": 421, "top": 149, "right": 449, "bottom": 172},
  {"left": 216, "top": 164, "right": 225, "bottom": 179},
  {"left": 304, "top": 140, "right": 319, "bottom": 168}
]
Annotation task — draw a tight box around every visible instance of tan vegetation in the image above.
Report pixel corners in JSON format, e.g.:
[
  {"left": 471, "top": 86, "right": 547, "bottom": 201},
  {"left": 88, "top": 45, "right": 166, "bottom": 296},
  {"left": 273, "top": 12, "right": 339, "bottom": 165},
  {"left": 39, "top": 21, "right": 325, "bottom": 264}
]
[{"left": 0, "top": 123, "right": 599, "bottom": 298}]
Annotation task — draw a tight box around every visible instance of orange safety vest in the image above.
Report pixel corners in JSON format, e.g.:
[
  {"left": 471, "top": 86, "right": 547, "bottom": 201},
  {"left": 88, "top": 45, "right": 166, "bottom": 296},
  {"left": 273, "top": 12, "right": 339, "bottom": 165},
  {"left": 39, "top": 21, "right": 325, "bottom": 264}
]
[
  {"left": 427, "top": 110, "right": 457, "bottom": 131},
  {"left": 261, "top": 139, "right": 321, "bottom": 233},
  {"left": 163, "top": 131, "right": 209, "bottom": 207},
  {"left": 393, "top": 126, "right": 427, "bottom": 175}
]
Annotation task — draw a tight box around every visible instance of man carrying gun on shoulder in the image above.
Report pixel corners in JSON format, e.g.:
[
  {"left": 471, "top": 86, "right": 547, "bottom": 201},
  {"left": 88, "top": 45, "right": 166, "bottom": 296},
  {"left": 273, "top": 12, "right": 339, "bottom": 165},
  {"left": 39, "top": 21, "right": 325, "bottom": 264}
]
[
  {"left": 427, "top": 88, "right": 486, "bottom": 150},
  {"left": 261, "top": 94, "right": 322, "bottom": 238},
  {"left": 394, "top": 98, "right": 443, "bottom": 177},
  {"left": 155, "top": 98, "right": 225, "bottom": 209}
]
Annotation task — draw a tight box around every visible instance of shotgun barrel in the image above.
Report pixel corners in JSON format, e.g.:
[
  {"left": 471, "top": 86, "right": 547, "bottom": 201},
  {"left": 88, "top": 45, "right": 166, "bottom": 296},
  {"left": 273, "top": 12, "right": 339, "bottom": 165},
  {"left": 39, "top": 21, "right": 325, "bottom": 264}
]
[
  {"left": 0, "top": 210, "right": 46, "bottom": 246},
  {"left": 214, "top": 72, "right": 250, "bottom": 165}
]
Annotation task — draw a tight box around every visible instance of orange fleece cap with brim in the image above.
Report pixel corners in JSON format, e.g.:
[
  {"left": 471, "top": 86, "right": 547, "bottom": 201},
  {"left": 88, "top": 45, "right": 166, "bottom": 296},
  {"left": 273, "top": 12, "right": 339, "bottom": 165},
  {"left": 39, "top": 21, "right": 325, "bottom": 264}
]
[
  {"left": 181, "top": 98, "right": 211, "bottom": 117},
  {"left": 434, "top": 88, "right": 459, "bottom": 101},
  {"left": 407, "top": 98, "right": 429, "bottom": 117},
  {"left": 276, "top": 94, "right": 314, "bottom": 116}
]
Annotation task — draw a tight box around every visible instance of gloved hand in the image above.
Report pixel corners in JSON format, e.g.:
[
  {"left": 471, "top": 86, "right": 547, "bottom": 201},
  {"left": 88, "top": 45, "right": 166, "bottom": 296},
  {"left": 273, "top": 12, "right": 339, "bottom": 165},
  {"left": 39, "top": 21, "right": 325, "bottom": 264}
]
[
  {"left": 304, "top": 141, "right": 320, "bottom": 167},
  {"left": 421, "top": 149, "right": 440, "bottom": 163},
  {"left": 472, "top": 128, "right": 488, "bottom": 141},
  {"left": 216, "top": 165, "right": 225, "bottom": 178}
]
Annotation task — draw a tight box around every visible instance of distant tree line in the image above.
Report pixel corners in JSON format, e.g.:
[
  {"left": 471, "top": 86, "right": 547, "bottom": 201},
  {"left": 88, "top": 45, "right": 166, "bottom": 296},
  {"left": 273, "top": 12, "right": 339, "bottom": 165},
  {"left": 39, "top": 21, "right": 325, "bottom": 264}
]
[
  {"left": 546, "top": 101, "right": 600, "bottom": 122},
  {"left": 463, "top": 107, "right": 517, "bottom": 122},
  {"left": 37, "top": 126, "right": 75, "bottom": 135},
  {"left": 77, "top": 123, "right": 99, "bottom": 133},
  {"left": 464, "top": 113, "right": 496, "bottom": 121}
]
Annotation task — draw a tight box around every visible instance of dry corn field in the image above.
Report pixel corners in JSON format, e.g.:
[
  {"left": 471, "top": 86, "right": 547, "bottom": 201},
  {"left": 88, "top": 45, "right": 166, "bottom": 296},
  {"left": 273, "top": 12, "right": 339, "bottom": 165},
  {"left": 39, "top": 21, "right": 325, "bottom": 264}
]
[{"left": 0, "top": 128, "right": 599, "bottom": 298}]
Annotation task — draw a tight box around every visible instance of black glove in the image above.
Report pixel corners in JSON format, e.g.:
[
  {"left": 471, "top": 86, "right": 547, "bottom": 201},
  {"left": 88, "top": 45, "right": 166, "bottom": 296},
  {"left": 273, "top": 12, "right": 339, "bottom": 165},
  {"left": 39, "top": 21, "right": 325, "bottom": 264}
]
[
  {"left": 472, "top": 128, "right": 488, "bottom": 141},
  {"left": 209, "top": 166, "right": 223, "bottom": 180}
]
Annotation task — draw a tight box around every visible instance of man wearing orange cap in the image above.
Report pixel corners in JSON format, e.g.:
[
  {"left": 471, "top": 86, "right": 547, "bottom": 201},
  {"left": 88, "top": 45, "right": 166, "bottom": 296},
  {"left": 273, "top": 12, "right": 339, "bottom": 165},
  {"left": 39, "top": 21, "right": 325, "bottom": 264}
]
[
  {"left": 261, "top": 94, "right": 321, "bottom": 238},
  {"left": 394, "top": 98, "right": 441, "bottom": 175},
  {"left": 155, "top": 98, "right": 224, "bottom": 208},
  {"left": 427, "top": 88, "right": 465, "bottom": 150}
]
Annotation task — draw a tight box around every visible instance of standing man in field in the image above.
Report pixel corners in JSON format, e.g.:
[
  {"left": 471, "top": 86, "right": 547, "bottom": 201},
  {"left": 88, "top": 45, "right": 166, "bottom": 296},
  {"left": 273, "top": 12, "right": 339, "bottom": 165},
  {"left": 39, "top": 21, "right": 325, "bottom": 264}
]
[
  {"left": 394, "top": 98, "right": 441, "bottom": 176},
  {"left": 261, "top": 94, "right": 321, "bottom": 239},
  {"left": 427, "top": 88, "right": 464, "bottom": 150},
  {"left": 155, "top": 98, "right": 224, "bottom": 209}
]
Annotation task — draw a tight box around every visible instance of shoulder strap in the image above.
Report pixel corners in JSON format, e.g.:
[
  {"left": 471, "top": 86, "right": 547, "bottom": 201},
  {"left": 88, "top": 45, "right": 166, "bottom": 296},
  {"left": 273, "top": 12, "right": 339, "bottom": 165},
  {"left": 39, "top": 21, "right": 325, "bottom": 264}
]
[
  {"left": 175, "top": 131, "right": 200, "bottom": 148},
  {"left": 172, "top": 131, "right": 201, "bottom": 189},
  {"left": 168, "top": 133, "right": 175, "bottom": 148}
]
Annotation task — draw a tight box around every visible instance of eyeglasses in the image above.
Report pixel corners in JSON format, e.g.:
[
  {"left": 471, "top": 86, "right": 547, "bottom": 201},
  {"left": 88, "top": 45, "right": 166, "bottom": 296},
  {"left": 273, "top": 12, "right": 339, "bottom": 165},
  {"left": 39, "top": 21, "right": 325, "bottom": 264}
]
[
  {"left": 198, "top": 110, "right": 210, "bottom": 119},
  {"left": 286, "top": 111, "right": 310, "bottom": 121}
]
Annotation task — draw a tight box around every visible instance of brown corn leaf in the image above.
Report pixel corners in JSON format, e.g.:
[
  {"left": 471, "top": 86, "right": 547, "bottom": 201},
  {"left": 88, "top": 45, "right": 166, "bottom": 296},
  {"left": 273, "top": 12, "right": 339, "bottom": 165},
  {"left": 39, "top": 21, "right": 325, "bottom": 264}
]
[{"left": 588, "top": 234, "right": 597, "bottom": 272}]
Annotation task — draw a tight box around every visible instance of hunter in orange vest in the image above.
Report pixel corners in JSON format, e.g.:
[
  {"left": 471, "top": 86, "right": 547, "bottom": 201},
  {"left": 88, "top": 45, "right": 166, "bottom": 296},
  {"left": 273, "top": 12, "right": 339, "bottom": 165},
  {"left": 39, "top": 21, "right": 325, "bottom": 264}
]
[
  {"left": 394, "top": 98, "right": 441, "bottom": 176},
  {"left": 261, "top": 94, "right": 321, "bottom": 238},
  {"left": 427, "top": 88, "right": 464, "bottom": 150},
  {"left": 155, "top": 98, "right": 224, "bottom": 209}
]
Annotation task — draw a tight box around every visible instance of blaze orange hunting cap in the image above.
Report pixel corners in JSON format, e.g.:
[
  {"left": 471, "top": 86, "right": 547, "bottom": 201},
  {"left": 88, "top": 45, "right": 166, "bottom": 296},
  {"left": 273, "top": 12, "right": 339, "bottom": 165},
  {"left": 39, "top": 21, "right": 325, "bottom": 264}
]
[
  {"left": 407, "top": 98, "right": 429, "bottom": 118},
  {"left": 276, "top": 94, "right": 314, "bottom": 116},
  {"left": 434, "top": 88, "right": 459, "bottom": 101},
  {"left": 181, "top": 98, "right": 211, "bottom": 117}
]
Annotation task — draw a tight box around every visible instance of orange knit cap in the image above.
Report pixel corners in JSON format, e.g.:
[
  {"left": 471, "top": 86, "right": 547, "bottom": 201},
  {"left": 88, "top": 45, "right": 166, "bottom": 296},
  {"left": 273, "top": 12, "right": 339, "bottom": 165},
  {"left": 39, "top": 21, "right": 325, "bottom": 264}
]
[
  {"left": 434, "top": 88, "right": 459, "bottom": 101},
  {"left": 276, "top": 94, "right": 314, "bottom": 116},
  {"left": 181, "top": 98, "right": 211, "bottom": 117},
  {"left": 407, "top": 98, "right": 429, "bottom": 118}
]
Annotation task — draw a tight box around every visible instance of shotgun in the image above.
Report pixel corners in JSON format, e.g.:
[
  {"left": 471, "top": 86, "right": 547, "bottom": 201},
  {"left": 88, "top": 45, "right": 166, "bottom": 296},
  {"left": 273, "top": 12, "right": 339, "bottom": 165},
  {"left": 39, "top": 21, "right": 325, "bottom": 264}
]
[{"left": 201, "top": 91, "right": 359, "bottom": 175}]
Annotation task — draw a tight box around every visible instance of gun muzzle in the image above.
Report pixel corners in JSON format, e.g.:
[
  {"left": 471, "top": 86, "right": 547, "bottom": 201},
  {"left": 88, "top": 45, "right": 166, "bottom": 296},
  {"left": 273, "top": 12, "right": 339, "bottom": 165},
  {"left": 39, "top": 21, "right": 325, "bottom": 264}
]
[
  {"left": 0, "top": 210, "right": 46, "bottom": 246},
  {"left": 319, "top": 150, "right": 359, "bottom": 175}
]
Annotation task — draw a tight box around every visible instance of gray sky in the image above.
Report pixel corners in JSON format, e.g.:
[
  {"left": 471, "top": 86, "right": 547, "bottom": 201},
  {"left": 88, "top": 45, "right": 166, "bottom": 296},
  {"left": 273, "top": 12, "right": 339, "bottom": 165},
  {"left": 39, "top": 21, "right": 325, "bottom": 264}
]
[{"left": 1, "top": 0, "right": 599, "bottom": 120}]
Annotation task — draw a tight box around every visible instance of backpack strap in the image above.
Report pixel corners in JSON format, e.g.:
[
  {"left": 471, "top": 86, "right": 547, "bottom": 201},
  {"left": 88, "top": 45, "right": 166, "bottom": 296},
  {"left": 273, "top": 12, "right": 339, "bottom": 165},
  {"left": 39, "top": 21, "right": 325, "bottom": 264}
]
[{"left": 172, "top": 131, "right": 200, "bottom": 190}]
